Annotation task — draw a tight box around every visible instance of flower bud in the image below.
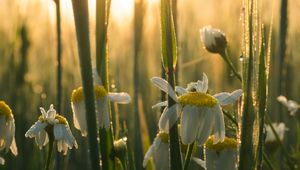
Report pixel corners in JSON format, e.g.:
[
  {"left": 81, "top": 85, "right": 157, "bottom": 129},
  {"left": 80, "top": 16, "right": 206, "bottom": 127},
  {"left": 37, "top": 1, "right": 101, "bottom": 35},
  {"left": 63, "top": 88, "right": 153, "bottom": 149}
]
[
  {"left": 200, "top": 26, "right": 227, "bottom": 54},
  {"left": 113, "top": 137, "right": 128, "bottom": 158}
]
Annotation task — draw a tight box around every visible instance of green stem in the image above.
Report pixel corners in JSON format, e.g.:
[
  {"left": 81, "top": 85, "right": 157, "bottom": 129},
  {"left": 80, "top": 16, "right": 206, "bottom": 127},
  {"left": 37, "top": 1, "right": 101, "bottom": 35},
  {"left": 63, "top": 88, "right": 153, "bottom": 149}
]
[
  {"left": 221, "top": 50, "right": 242, "bottom": 82},
  {"left": 223, "top": 109, "right": 238, "bottom": 127},
  {"left": 183, "top": 142, "right": 195, "bottom": 170},
  {"left": 71, "top": 1, "right": 101, "bottom": 169},
  {"left": 96, "top": 0, "right": 114, "bottom": 169},
  {"left": 263, "top": 152, "right": 275, "bottom": 170},
  {"left": 55, "top": 0, "right": 62, "bottom": 169},
  {"left": 45, "top": 135, "right": 54, "bottom": 170}
]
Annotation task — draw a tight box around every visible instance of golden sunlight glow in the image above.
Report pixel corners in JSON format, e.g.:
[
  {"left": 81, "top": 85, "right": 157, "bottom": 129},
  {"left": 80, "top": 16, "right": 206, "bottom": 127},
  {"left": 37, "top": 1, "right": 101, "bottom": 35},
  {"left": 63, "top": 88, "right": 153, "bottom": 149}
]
[{"left": 111, "top": 0, "right": 134, "bottom": 22}]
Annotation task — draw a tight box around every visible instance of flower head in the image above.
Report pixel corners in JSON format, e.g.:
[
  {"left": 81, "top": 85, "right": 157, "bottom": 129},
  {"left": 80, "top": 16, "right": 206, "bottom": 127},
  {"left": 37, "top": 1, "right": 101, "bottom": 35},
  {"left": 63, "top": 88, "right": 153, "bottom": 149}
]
[
  {"left": 200, "top": 26, "right": 227, "bottom": 54},
  {"left": 143, "top": 131, "right": 169, "bottom": 169},
  {"left": 151, "top": 73, "right": 242, "bottom": 145},
  {"left": 25, "top": 104, "right": 77, "bottom": 155},
  {"left": 277, "top": 95, "right": 299, "bottom": 116},
  {"left": 0, "top": 101, "right": 18, "bottom": 156},
  {"left": 71, "top": 85, "right": 131, "bottom": 136},
  {"left": 203, "top": 136, "right": 238, "bottom": 170}
]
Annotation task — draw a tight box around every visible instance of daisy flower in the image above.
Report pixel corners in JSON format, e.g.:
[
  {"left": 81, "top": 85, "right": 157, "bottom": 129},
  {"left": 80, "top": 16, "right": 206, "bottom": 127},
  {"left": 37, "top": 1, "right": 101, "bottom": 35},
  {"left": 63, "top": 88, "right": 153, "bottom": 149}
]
[
  {"left": 199, "top": 26, "right": 227, "bottom": 54},
  {"left": 25, "top": 104, "right": 77, "bottom": 155},
  {"left": 277, "top": 95, "right": 300, "bottom": 116},
  {"left": 151, "top": 73, "right": 242, "bottom": 145},
  {"left": 143, "top": 131, "right": 169, "bottom": 170},
  {"left": 71, "top": 85, "right": 131, "bottom": 136},
  {"left": 71, "top": 70, "right": 131, "bottom": 136},
  {"left": 0, "top": 101, "right": 18, "bottom": 156}
]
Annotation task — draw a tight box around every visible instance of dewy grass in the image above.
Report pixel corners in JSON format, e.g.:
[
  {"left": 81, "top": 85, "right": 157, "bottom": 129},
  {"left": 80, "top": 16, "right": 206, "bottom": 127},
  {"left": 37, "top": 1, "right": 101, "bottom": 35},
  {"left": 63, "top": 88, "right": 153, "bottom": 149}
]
[
  {"left": 96, "top": 0, "right": 114, "bottom": 169},
  {"left": 71, "top": 0, "right": 100, "bottom": 169},
  {"left": 160, "top": 0, "right": 182, "bottom": 169}
]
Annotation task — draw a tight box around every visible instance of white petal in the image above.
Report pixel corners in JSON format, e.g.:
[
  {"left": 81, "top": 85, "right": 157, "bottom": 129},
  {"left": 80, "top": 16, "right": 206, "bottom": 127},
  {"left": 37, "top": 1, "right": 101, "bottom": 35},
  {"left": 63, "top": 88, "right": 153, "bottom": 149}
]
[
  {"left": 54, "top": 124, "right": 64, "bottom": 140},
  {"left": 213, "top": 105, "right": 225, "bottom": 144},
  {"left": 35, "top": 130, "right": 49, "bottom": 149},
  {"left": 192, "top": 157, "right": 206, "bottom": 169},
  {"left": 0, "top": 157, "right": 5, "bottom": 165},
  {"left": 175, "top": 86, "right": 188, "bottom": 95},
  {"left": 180, "top": 106, "right": 201, "bottom": 145},
  {"left": 71, "top": 102, "right": 87, "bottom": 136},
  {"left": 97, "top": 98, "right": 110, "bottom": 130},
  {"left": 47, "top": 105, "right": 56, "bottom": 119},
  {"left": 214, "top": 89, "right": 243, "bottom": 105},
  {"left": 10, "top": 137, "right": 18, "bottom": 156},
  {"left": 25, "top": 121, "right": 47, "bottom": 138},
  {"left": 108, "top": 92, "right": 131, "bottom": 104},
  {"left": 40, "top": 107, "right": 47, "bottom": 118},
  {"left": 217, "top": 149, "right": 238, "bottom": 170},
  {"left": 195, "top": 73, "right": 208, "bottom": 93},
  {"left": 4, "top": 119, "right": 15, "bottom": 153},
  {"left": 152, "top": 101, "right": 168, "bottom": 109},
  {"left": 158, "top": 104, "right": 181, "bottom": 133},
  {"left": 153, "top": 141, "right": 169, "bottom": 170},
  {"left": 151, "top": 77, "right": 178, "bottom": 102},
  {"left": 92, "top": 68, "right": 103, "bottom": 85},
  {"left": 197, "top": 110, "right": 215, "bottom": 145},
  {"left": 143, "top": 138, "right": 161, "bottom": 167}
]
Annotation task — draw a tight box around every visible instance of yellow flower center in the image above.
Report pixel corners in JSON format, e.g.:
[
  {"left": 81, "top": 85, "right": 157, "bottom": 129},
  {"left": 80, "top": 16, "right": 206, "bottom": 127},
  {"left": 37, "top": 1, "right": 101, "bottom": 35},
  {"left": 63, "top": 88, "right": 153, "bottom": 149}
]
[
  {"left": 157, "top": 132, "right": 169, "bottom": 143},
  {"left": 178, "top": 92, "right": 217, "bottom": 107},
  {"left": 55, "top": 115, "right": 68, "bottom": 125},
  {"left": 71, "top": 85, "right": 107, "bottom": 103},
  {"left": 0, "top": 101, "right": 13, "bottom": 120},
  {"left": 205, "top": 136, "right": 237, "bottom": 151}
]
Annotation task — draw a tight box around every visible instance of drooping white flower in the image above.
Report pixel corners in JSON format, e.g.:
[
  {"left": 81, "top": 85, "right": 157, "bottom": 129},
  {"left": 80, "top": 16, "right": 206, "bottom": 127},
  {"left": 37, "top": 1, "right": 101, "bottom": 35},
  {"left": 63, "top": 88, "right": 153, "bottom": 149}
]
[
  {"left": 200, "top": 26, "right": 227, "bottom": 54},
  {"left": 265, "top": 122, "right": 287, "bottom": 143},
  {"left": 25, "top": 104, "right": 78, "bottom": 155},
  {"left": 277, "top": 95, "right": 299, "bottom": 116},
  {"left": 0, "top": 101, "right": 18, "bottom": 156},
  {"left": 71, "top": 85, "right": 131, "bottom": 136},
  {"left": 151, "top": 73, "right": 242, "bottom": 145},
  {"left": 143, "top": 132, "right": 169, "bottom": 170}
]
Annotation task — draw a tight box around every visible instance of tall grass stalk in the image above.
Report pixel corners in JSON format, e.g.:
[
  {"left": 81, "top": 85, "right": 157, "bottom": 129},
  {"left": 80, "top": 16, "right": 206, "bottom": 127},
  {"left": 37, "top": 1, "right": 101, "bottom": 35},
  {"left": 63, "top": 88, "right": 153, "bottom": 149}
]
[
  {"left": 239, "top": 0, "right": 256, "bottom": 169},
  {"left": 133, "top": 0, "right": 145, "bottom": 169},
  {"left": 183, "top": 142, "right": 194, "bottom": 170},
  {"left": 256, "top": 25, "right": 267, "bottom": 170},
  {"left": 96, "top": 0, "right": 115, "bottom": 169},
  {"left": 160, "top": 0, "right": 182, "bottom": 169},
  {"left": 54, "top": 0, "right": 62, "bottom": 169},
  {"left": 71, "top": 1, "right": 101, "bottom": 169}
]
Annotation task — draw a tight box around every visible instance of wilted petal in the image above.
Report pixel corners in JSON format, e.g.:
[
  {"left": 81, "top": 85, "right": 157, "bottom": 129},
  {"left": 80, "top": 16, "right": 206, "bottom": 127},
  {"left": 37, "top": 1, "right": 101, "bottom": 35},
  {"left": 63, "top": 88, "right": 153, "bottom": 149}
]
[
  {"left": 97, "top": 98, "right": 110, "bottom": 130},
  {"left": 195, "top": 73, "right": 208, "bottom": 93},
  {"left": 180, "top": 106, "right": 201, "bottom": 145},
  {"left": 151, "top": 77, "right": 178, "bottom": 102},
  {"left": 108, "top": 92, "right": 131, "bottom": 104},
  {"left": 159, "top": 104, "right": 181, "bottom": 133},
  {"left": 214, "top": 89, "right": 243, "bottom": 105},
  {"left": 35, "top": 130, "right": 49, "bottom": 149}
]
